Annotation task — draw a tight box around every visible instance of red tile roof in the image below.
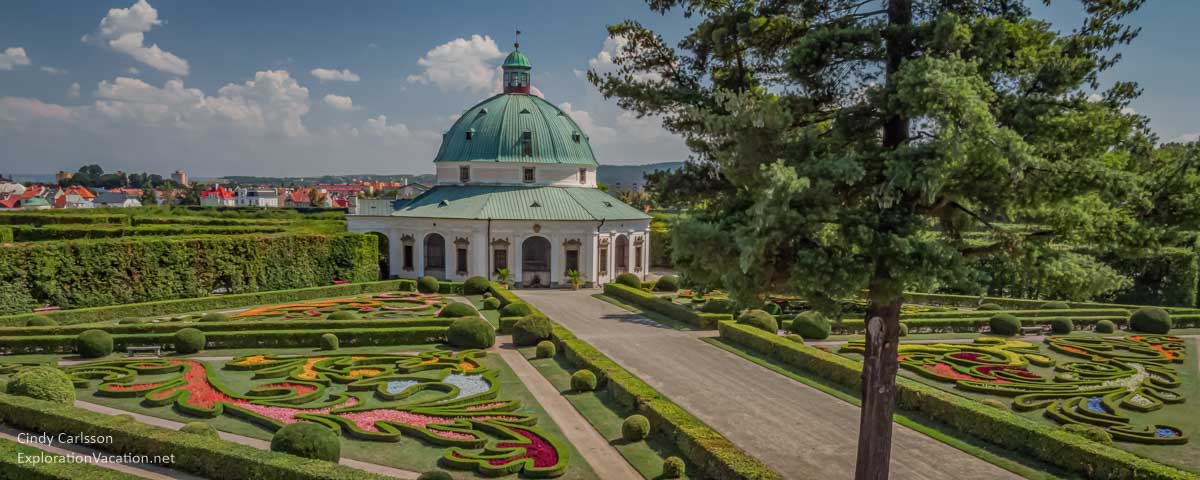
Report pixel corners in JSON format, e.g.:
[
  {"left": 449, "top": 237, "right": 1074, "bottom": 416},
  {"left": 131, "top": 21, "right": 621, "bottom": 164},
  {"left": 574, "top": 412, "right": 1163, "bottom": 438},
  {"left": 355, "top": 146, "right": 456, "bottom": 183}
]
[{"left": 201, "top": 185, "right": 234, "bottom": 199}]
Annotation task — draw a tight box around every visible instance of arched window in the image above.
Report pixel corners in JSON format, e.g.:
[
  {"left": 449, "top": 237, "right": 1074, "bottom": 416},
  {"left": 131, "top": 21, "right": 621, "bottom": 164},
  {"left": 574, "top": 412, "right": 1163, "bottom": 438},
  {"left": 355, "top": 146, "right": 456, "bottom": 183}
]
[
  {"left": 521, "top": 236, "right": 551, "bottom": 287},
  {"left": 424, "top": 233, "right": 445, "bottom": 277},
  {"left": 614, "top": 235, "right": 629, "bottom": 273}
]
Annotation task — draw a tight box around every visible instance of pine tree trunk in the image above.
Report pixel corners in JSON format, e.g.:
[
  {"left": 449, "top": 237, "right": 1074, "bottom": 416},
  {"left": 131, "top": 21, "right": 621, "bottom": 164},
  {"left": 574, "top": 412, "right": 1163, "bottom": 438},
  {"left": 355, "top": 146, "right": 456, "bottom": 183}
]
[{"left": 854, "top": 282, "right": 902, "bottom": 480}]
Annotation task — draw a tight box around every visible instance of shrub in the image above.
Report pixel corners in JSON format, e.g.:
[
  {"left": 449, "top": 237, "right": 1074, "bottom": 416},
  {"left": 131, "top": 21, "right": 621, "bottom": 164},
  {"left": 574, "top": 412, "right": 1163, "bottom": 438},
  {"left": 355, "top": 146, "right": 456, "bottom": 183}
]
[
  {"left": 700, "top": 298, "right": 733, "bottom": 314},
  {"left": 438, "top": 301, "right": 478, "bottom": 318},
  {"left": 418, "top": 472, "right": 453, "bottom": 480},
  {"left": 463, "top": 276, "right": 491, "bottom": 295},
  {"left": 535, "top": 340, "right": 557, "bottom": 359},
  {"left": 789, "top": 312, "right": 830, "bottom": 340},
  {"left": 446, "top": 317, "right": 495, "bottom": 349},
  {"left": 118, "top": 318, "right": 146, "bottom": 325},
  {"left": 1129, "top": 307, "right": 1171, "bottom": 334},
  {"left": 977, "top": 303, "right": 1003, "bottom": 311},
  {"left": 26, "top": 316, "right": 56, "bottom": 327},
  {"left": 319, "top": 333, "right": 339, "bottom": 351},
  {"left": 1041, "top": 301, "right": 1071, "bottom": 310},
  {"left": 482, "top": 292, "right": 493, "bottom": 299},
  {"left": 327, "top": 311, "right": 357, "bottom": 321},
  {"left": 1060, "top": 424, "right": 1113, "bottom": 445},
  {"left": 8, "top": 366, "right": 75, "bottom": 405},
  {"left": 614, "top": 272, "right": 642, "bottom": 289},
  {"left": 1049, "top": 317, "right": 1074, "bottom": 334},
  {"left": 269, "top": 422, "right": 340, "bottom": 462},
  {"left": 180, "top": 421, "right": 219, "bottom": 438},
  {"left": 571, "top": 369, "right": 597, "bottom": 392},
  {"left": 737, "top": 309, "right": 778, "bottom": 333},
  {"left": 499, "top": 302, "right": 533, "bottom": 317},
  {"left": 988, "top": 314, "right": 1020, "bottom": 336},
  {"left": 76, "top": 329, "right": 113, "bottom": 358},
  {"left": 1096, "top": 319, "right": 1117, "bottom": 334},
  {"left": 417, "top": 275, "right": 440, "bottom": 294},
  {"left": 763, "top": 302, "right": 782, "bottom": 316},
  {"left": 200, "top": 312, "right": 230, "bottom": 322},
  {"left": 653, "top": 275, "right": 679, "bottom": 292},
  {"left": 662, "top": 456, "right": 685, "bottom": 479},
  {"left": 785, "top": 334, "right": 805, "bottom": 344},
  {"left": 174, "top": 328, "right": 206, "bottom": 354},
  {"left": 899, "top": 323, "right": 909, "bottom": 337},
  {"left": 482, "top": 297, "right": 501, "bottom": 310},
  {"left": 513, "top": 316, "right": 553, "bottom": 346},
  {"left": 621, "top": 414, "right": 650, "bottom": 442}
]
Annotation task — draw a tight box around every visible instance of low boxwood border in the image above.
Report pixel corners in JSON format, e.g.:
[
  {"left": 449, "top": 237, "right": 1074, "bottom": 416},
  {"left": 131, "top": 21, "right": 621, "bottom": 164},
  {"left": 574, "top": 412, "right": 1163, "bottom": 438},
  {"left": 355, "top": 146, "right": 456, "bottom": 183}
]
[
  {"left": 0, "top": 317, "right": 452, "bottom": 337},
  {"left": 603, "top": 283, "right": 730, "bottom": 330},
  {"left": 0, "top": 393, "right": 389, "bottom": 480},
  {"left": 0, "top": 326, "right": 448, "bottom": 355},
  {"left": 899, "top": 292, "right": 1200, "bottom": 314},
  {"left": 0, "top": 436, "right": 142, "bottom": 480},
  {"left": 718, "top": 321, "right": 1194, "bottom": 480}
]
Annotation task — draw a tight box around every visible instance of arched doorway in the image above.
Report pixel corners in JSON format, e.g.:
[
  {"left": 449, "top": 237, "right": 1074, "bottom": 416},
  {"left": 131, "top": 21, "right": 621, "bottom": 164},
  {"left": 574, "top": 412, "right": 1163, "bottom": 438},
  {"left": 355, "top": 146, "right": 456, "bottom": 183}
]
[
  {"left": 614, "top": 234, "right": 629, "bottom": 274},
  {"left": 521, "top": 236, "right": 551, "bottom": 287},
  {"left": 424, "top": 233, "right": 446, "bottom": 279},
  {"left": 366, "top": 232, "right": 390, "bottom": 280}
]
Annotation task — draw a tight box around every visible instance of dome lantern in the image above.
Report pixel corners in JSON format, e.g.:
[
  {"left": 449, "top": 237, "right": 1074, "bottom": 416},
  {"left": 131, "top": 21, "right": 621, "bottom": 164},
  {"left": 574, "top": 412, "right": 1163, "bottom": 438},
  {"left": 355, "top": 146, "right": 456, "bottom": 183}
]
[{"left": 502, "top": 29, "right": 531, "bottom": 94}]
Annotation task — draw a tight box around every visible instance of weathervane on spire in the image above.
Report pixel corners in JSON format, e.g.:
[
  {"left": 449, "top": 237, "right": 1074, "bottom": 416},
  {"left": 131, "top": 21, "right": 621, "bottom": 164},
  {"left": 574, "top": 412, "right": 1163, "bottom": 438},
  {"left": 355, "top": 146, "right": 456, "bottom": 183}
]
[{"left": 515, "top": 28, "right": 521, "bottom": 50}]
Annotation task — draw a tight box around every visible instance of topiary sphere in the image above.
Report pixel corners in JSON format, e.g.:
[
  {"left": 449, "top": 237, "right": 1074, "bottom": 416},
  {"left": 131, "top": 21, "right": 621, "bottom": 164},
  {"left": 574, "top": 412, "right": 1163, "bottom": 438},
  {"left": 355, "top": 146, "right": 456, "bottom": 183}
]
[
  {"left": 700, "top": 298, "right": 733, "bottom": 314},
  {"left": 200, "top": 312, "right": 230, "bottom": 322},
  {"left": 737, "top": 309, "right": 778, "bottom": 333},
  {"left": 446, "top": 317, "right": 495, "bottom": 349},
  {"left": 417, "top": 472, "right": 454, "bottom": 480},
  {"left": 482, "top": 297, "right": 501, "bottom": 310},
  {"left": 977, "top": 303, "right": 1003, "bottom": 311},
  {"left": 988, "top": 314, "right": 1020, "bottom": 336},
  {"left": 662, "top": 456, "right": 685, "bottom": 479},
  {"left": 513, "top": 316, "right": 552, "bottom": 346},
  {"left": 26, "top": 316, "right": 57, "bottom": 327},
  {"left": 1060, "top": 423, "right": 1113, "bottom": 445},
  {"left": 1049, "top": 317, "right": 1074, "bottom": 334},
  {"left": 180, "top": 421, "right": 220, "bottom": 438},
  {"left": 270, "top": 422, "right": 340, "bottom": 462},
  {"left": 789, "top": 312, "right": 830, "bottom": 340},
  {"left": 763, "top": 302, "right": 783, "bottom": 316},
  {"left": 417, "top": 275, "right": 440, "bottom": 294},
  {"left": 535, "top": 340, "right": 557, "bottom": 359},
  {"left": 76, "top": 329, "right": 113, "bottom": 358},
  {"left": 1129, "top": 307, "right": 1171, "bottom": 334},
  {"left": 327, "top": 311, "right": 358, "bottom": 321},
  {"left": 319, "top": 333, "right": 339, "bottom": 351},
  {"left": 439, "top": 301, "right": 479, "bottom": 318},
  {"left": 174, "top": 328, "right": 206, "bottom": 354},
  {"left": 621, "top": 414, "right": 650, "bottom": 442},
  {"left": 571, "top": 369, "right": 597, "bottom": 392},
  {"left": 8, "top": 366, "right": 75, "bottom": 405},
  {"left": 499, "top": 302, "right": 533, "bottom": 318},
  {"left": 653, "top": 275, "right": 679, "bottom": 292},
  {"left": 615, "top": 272, "right": 642, "bottom": 289},
  {"left": 1095, "top": 319, "right": 1117, "bottom": 334},
  {"left": 1040, "top": 301, "right": 1071, "bottom": 310},
  {"left": 899, "top": 323, "right": 909, "bottom": 337},
  {"left": 463, "top": 276, "right": 491, "bottom": 295}
]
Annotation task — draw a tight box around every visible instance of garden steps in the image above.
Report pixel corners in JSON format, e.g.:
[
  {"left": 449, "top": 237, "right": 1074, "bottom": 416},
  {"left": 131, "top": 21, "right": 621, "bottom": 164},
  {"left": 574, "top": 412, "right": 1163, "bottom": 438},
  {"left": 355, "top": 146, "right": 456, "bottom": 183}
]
[{"left": 0, "top": 423, "right": 202, "bottom": 480}]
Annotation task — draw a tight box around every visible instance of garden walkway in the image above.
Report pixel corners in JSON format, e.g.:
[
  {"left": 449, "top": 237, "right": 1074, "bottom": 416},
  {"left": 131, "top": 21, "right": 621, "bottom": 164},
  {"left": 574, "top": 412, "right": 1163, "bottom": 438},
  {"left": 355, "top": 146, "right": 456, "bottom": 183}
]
[{"left": 515, "top": 289, "right": 1022, "bottom": 480}]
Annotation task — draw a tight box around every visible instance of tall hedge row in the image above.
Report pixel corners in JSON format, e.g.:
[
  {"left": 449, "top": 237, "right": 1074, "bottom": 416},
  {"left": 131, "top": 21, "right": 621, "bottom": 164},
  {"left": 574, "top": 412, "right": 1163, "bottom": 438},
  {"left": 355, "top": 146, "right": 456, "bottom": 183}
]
[
  {"left": 0, "top": 227, "right": 11, "bottom": 243},
  {"left": 1102, "top": 247, "right": 1200, "bottom": 308},
  {"left": 0, "top": 233, "right": 378, "bottom": 314},
  {"left": 0, "top": 213, "right": 130, "bottom": 226},
  {"left": 9, "top": 224, "right": 286, "bottom": 242}
]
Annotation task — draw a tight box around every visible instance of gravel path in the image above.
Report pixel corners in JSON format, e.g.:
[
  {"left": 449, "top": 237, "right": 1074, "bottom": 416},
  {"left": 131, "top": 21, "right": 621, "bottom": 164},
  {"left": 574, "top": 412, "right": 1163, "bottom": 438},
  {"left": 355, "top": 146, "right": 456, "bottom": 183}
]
[{"left": 515, "top": 289, "right": 1022, "bottom": 480}]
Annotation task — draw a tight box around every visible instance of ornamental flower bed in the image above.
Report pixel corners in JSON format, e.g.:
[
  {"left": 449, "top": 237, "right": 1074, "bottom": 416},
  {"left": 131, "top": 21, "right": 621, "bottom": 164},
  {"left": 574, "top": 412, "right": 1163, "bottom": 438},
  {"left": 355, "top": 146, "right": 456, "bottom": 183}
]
[{"left": 226, "top": 291, "right": 444, "bottom": 321}]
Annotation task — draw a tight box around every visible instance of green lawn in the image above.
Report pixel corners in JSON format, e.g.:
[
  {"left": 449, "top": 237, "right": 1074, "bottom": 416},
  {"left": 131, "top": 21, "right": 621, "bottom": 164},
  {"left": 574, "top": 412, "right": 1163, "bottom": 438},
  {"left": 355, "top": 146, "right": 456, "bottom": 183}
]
[{"left": 465, "top": 294, "right": 501, "bottom": 328}]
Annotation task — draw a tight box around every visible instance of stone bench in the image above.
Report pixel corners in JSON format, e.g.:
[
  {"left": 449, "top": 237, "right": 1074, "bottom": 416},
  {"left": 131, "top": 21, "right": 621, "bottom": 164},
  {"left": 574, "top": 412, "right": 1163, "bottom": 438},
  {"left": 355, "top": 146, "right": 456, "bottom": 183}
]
[
  {"left": 1019, "top": 326, "right": 1044, "bottom": 336},
  {"left": 126, "top": 346, "right": 162, "bottom": 357}
]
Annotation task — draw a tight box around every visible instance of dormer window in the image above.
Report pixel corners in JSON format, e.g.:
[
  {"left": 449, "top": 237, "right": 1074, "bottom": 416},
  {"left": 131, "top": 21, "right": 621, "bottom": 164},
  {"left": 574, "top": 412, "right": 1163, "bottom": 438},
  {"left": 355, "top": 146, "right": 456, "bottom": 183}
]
[
  {"left": 521, "top": 132, "right": 533, "bottom": 157},
  {"left": 572, "top": 132, "right": 581, "bottom": 143},
  {"left": 579, "top": 168, "right": 587, "bottom": 184},
  {"left": 459, "top": 166, "right": 470, "bottom": 183},
  {"left": 523, "top": 167, "right": 535, "bottom": 183},
  {"left": 465, "top": 129, "right": 474, "bottom": 140}
]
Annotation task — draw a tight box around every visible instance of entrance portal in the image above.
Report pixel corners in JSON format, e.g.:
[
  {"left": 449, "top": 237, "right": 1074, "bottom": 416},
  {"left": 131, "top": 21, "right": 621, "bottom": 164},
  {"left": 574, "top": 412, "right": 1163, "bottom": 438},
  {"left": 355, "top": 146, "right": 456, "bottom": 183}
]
[{"left": 521, "top": 236, "right": 551, "bottom": 287}]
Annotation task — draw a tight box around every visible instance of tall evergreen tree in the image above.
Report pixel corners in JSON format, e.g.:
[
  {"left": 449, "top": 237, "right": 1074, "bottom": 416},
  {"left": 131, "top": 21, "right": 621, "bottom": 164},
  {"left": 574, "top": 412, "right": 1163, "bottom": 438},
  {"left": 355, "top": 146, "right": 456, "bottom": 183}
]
[{"left": 590, "top": 1, "right": 1151, "bottom": 477}]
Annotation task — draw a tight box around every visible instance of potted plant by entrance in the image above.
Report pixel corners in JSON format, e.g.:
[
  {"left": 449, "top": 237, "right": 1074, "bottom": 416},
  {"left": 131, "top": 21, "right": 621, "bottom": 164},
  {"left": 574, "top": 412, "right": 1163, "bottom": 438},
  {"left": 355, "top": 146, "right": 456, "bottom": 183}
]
[
  {"left": 496, "top": 268, "right": 512, "bottom": 289},
  {"left": 567, "top": 269, "right": 582, "bottom": 290}
]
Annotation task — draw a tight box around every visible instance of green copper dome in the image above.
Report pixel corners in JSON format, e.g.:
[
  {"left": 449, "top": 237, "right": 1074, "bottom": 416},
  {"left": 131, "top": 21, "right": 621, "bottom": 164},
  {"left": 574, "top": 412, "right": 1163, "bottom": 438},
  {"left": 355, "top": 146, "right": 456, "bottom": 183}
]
[
  {"left": 434, "top": 93, "right": 597, "bottom": 165},
  {"left": 502, "top": 50, "right": 530, "bottom": 69}
]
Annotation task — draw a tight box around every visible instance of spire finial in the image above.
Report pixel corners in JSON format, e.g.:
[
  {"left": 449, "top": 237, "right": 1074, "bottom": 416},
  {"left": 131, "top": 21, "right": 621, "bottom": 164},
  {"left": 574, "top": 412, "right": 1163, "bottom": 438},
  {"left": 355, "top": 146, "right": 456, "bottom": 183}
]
[{"left": 514, "top": 28, "right": 521, "bottom": 50}]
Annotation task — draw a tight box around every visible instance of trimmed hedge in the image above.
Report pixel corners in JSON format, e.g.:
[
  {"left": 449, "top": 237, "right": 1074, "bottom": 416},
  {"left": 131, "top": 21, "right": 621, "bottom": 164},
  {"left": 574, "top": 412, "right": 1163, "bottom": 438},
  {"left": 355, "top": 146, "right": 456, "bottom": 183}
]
[
  {"left": 445, "top": 318, "right": 495, "bottom": 349},
  {"left": 319, "top": 333, "right": 339, "bottom": 351},
  {"left": 736, "top": 310, "right": 777, "bottom": 333},
  {"left": 438, "top": 301, "right": 478, "bottom": 318},
  {"left": 482, "top": 297, "right": 501, "bottom": 310},
  {"left": 76, "top": 329, "right": 113, "bottom": 358},
  {"left": 0, "top": 393, "right": 390, "bottom": 480},
  {"left": 0, "top": 226, "right": 11, "bottom": 243},
  {"left": 1041, "top": 301, "right": 1071, "bottom": 310},
  {"left": 604, "top": 283, "right": 730, "bottom": 329},
  {"left": 900, "top": 291, "right": 1200, "bottom": 313},
  {"left": 988, "top": 314, "right": 1020, "bottom": 336},
  {"left": 270, "top": 422, "right": 340, "bottom": 462},
  {"left": 7, "top": 367, "right": 75, "bottom": 405},
  {"left": 654, "top": 275, "right": 679, "bottom": 292},
  {"left": 0, "top": 436, "right": 142, "bottom": 479},
  {"left": 9, "top": 224, "right": 286, "bottom": 242},
  {"left": 417, "top": 276, "right": 439, "bottom": 294},
  {"left": 833, "top": 315, "right": 1132, "bottom": 335},
  {"left": 1129, "top": 307, "right": 1171, "bottom": 334},
  {"left": 1096, "top": 319, "right": 1117, "bottom": 334},
  {"left": 0, "top": 279, "right": 419, "bottom": 327},
  {"left": 615, "top": 273, "right": 642, "bottom": 289},
  {"left": 513, "top": 316, "right": 553, "bottom": 346},
  {"left": 463, "top": 276, "right": 491, "bottom": 295},
  {"left": 0, "top": 316, "right": 451, "bottom": 338},
  {"left": 0, "top": 327, "right": 448, "bottom": 355},
  {"left": 622, "top": 414, "right": 650, "bottom": 442},
  {"left": 174, "top": 328, "right": 206, "bottom": 354},
  {"left": 571, "top": 370, "right": 597, "bottom": 392},
  {"left": 718, "top": 322, "right": 1192, "bottom": 480},
  {"left": 327, "top": 311, "right": 358, "bottom": 321},
  {"left": 181, "top": 421, "right": 220, "bottom": 438},
  {"left": 1049, "top": 317, "right": 1073, "bottom": 334},
  {"left": 0, "top": 234, "right": 380, "bottom": 315},
  {"left": 0, "top": 213, "right": 130, "bottom": 226},
  {"left": 535, "top": 340, "right": 557, "bottom": 359},
  {"left": 789, "top": 312, "right": 830, "bottom": 340}
]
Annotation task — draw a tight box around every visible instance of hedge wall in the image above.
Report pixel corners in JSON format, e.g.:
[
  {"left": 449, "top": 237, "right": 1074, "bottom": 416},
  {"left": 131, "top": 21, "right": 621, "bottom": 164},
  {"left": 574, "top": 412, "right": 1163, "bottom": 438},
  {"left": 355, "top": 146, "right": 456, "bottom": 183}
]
[
  {"left": 0, "top": 226, "right": 11, "bottom": 243},
  {"left": 1103, "top": 247, "right": 1200, "bottom": 308},
  {"left": 0, "top": 233, "right": 379, "bottom": 315},
  {"left": 10, "top": 224, "right": 286, "bottom": 241},
  {"left": 718, "top": 322, "right": 1194, "bottom": 480},
  {"left": 0, "top": 436, "right": 141, "bottom": 480},
  {"left": 0, "top": 213, "right": 130, "bottom": 226},
  {"left": 131, "top": 216, "right": 292, "bottom": 227},
  {"left": 0, "top": 326, "right": 447, "bottom": 354},
  {"left": 603, "top": 283, "right": 730, "bottom": 329},
  {"left": 898, "top": 291, "right": 1200, "bottom": 313},
  {"left": 0, "top": 394, "right": 390, "bottom": 480},
  {"left": 0, "top": 316, "right": 451, "bottom": 337}
]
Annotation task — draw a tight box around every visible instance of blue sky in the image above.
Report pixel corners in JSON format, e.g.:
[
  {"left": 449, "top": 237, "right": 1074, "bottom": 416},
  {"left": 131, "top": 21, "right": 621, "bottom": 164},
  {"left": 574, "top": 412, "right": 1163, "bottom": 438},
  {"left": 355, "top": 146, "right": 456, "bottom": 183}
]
[{"left": 0, "top": 1, "right": 1196, "bottom": 178}]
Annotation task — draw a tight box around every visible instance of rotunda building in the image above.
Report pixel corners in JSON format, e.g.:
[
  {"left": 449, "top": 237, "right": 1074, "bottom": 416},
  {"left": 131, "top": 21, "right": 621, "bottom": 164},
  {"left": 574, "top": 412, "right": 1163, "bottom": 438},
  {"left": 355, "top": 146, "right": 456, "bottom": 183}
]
[{"left": 348, "top": 46, "right": 651, "bottom": 288}]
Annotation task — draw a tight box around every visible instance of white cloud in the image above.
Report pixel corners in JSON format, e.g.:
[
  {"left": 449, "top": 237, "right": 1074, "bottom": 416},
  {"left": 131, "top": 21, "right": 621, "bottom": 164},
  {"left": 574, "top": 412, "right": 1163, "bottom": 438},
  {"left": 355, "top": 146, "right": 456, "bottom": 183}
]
[
  {"left": 557, "top": 101, "right": 687, "bottom": 164},
  {"left": 310, "top": 68, "right": 360, "bottom": 83},
  {"left": 126, "top": 67, "right": 140, "bottom": 75},
  {"left": 83, "top": 0, "right": 189, "bottom": 76},
  {"left": 67, "top": 82, "right": 81, "bottom": 99},
  {"left": 323, "top": 94, "right": 354, "bottom": 111},
  {"left": 40, "top": 66, "right": 67, "bottom": 75},
  {"left": 0, "top": 47, "right": 31, "bottom": 71},
  {"left": 0, "top": 97, "right": 75, "bottom": 123},
  {"left": 1169, "top": 132, "right": 1199, "bottom": 144},
  {"left": 577, "top": 35, "right": 663, "bottom": 82},
  {"left": 406, "top": 35, "right": 504, "bottom": 93}
]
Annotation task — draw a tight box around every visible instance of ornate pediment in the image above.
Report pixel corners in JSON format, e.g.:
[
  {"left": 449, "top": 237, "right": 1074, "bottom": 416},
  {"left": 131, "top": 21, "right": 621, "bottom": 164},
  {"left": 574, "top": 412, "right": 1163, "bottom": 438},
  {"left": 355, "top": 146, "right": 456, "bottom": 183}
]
[
  {"left": 454, "top": 237, "right": 470, "bottom": 248},
  {"left": 399, "top": 234, "right": 415, "bottom": 245},
  {"left": 491, "top": 237, "right": 510, "bottom": 248},
  {"left": 562, "top": 238, "right": 582, "bottom": 249}
]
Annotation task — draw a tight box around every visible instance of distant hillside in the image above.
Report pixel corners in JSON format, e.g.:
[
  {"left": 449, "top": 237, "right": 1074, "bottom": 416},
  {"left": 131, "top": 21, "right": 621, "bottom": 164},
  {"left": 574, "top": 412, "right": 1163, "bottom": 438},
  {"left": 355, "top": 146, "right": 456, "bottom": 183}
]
[
  {"left": 597, "top": 162, "right": 683, "bottom": 189},
  {"left": 219, "top": 174, "right": 437, "bottom": 186}
]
